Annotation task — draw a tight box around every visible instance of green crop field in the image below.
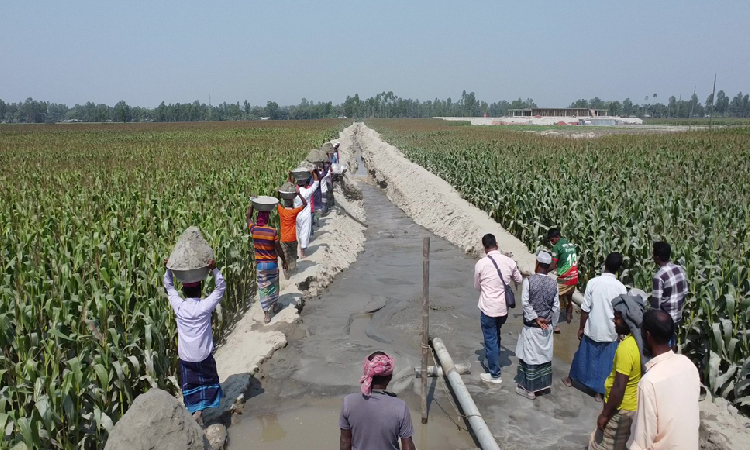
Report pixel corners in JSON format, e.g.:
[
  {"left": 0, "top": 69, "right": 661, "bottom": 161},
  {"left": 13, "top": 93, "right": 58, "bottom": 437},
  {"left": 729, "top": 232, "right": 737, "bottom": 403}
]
[
  {"left": 367, "top": 119, "right": 750, "bottom": 411},
  {"left": 0, "top": 120, "right": 345, "bottom": 449}
]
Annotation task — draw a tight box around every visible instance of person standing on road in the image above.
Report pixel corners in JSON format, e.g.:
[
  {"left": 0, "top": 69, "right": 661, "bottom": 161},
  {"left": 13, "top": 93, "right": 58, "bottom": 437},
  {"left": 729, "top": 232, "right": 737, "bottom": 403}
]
[
  {"left": 548, "top": 228, "right": 579, "bottom": 331},
  {"left": 629, "top": 309, "right": 700, "bottom": 450},
  {"left": 320, "top": 163, "right": 332, "bottom": 215},
  {"left": 311, "top": 167, "right": 324, "bottom": 229},
  {"left": 163, "top": 258, "right": 226, "bottom": 425},
  {"left": 588, "top": 293, "right": 644, "bottom": 450},
  {"left": 474, "top": 233, "right": 523, "bottom": 384},
  {"left": 339, "top": 352, "right": 416, "bottom": 450},
  {"left": 277, "top": 187, "right": 306, "bottom": 275},
  {"left": 650, "top": 241, "right": 688, "bottom": 351},
  {"left": 294, "top": 170, "right": 318, "bottom": 258},
  {"left": 515, "top": 251, "right": 559, "bottom": 400},
  {"left": 564, "top": 252, "right": 627, "bottom": 401},
  {"left": 332, "top": 141, "right": 341, "bottom": 164},
  {"left": 247, "top": 204, "right": 288, "bottom": 324}
]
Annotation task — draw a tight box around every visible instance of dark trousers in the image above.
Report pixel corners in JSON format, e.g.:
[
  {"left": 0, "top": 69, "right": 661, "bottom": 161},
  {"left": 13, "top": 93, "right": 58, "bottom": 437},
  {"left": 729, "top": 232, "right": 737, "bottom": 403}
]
[{"left": 481, "top": 312, "right": 508, "bottom": 378}]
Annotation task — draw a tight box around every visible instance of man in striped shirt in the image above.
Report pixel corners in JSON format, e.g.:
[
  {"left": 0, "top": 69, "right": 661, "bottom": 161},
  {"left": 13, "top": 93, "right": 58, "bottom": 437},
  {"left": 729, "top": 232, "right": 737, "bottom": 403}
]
[{"left": 651, "top": 242, "right": 688, "bottom": 350}]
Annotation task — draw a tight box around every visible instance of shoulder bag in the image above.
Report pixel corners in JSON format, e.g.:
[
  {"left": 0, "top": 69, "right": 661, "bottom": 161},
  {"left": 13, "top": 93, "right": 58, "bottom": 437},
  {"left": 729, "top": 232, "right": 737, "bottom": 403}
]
[{"left": 487, "top": 255, "right": 516, "bottom": 309}]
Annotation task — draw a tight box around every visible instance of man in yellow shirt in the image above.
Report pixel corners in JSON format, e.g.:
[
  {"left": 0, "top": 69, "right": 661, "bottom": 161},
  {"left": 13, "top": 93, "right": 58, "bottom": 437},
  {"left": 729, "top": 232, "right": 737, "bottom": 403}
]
[{"left": 589, "top": 293, "right": 645, "bottom": 450}]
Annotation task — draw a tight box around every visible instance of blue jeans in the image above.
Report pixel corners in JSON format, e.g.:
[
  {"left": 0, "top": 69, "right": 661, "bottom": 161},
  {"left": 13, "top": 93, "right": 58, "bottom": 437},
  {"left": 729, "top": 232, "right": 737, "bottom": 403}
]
[{"left": 481, "top": 312, "right": 508, "bottom": 378}]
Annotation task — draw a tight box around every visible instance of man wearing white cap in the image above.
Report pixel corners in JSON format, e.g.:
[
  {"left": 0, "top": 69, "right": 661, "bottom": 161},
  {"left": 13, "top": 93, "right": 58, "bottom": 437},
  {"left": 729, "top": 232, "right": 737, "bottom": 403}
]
[{"left": 515, "top": 251, "right": 560, "bottom": 399}]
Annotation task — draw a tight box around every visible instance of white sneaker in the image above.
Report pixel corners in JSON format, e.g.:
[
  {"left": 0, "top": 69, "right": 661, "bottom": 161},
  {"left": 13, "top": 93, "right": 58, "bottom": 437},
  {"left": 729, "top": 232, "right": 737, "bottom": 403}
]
[{"left": 480, "top": 373, "right": 502, "bottom": 384}]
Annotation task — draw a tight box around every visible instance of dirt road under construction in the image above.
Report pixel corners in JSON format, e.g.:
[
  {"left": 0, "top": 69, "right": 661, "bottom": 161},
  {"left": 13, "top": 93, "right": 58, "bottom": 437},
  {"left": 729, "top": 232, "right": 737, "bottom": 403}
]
[{"left": 219, "top": 124, "right": 749, "bottom": 450}]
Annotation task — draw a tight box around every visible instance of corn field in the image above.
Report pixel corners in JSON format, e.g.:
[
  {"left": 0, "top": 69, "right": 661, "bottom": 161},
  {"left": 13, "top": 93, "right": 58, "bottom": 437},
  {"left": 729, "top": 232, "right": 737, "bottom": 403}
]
[
  {"left": 0, "top": 120, "right": 345, "bottom": 449},
  {"left": 369, "top": 119, "right": 750, "bottom": 412}
]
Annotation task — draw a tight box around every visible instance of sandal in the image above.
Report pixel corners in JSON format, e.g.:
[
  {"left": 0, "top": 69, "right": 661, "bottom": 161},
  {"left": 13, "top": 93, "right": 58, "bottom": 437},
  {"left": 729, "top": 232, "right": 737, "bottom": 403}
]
[{"left": 562, "top": 377, "right": 573, "bottom": 387}]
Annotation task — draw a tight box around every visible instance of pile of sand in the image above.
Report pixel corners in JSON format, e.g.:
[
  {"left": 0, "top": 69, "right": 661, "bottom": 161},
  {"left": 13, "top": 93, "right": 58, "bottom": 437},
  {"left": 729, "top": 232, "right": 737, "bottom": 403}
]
[{"left": 167, "top": 226, "right": 213, "bottom": 270}]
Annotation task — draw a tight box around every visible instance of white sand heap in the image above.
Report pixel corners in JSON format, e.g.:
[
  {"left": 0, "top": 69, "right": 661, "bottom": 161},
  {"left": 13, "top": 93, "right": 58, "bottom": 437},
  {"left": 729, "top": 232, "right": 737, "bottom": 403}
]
[{"left": 167, "top": 226, "right": 214, "bottom": 271}]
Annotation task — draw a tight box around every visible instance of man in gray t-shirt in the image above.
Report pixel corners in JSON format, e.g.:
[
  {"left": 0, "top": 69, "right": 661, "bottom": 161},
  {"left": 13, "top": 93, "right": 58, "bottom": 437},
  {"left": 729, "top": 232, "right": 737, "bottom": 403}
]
[{"left": 339, "top": 352, "right": 415, "bottom": 450}]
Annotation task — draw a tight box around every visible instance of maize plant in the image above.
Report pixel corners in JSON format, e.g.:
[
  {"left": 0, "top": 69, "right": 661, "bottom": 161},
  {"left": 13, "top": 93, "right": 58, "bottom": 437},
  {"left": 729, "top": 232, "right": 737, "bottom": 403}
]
[
  {"left": 369, "top": 119, "right": 750, "bottom": 412},
  {"left": 0, "top": 120, "right": 345, "bottom": 449}
]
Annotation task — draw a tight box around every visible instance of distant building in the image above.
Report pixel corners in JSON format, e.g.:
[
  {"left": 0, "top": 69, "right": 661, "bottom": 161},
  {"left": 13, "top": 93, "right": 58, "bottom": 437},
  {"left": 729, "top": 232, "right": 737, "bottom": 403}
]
[{"left": 508, "top": 108, "right": 608, "bottom": 117}]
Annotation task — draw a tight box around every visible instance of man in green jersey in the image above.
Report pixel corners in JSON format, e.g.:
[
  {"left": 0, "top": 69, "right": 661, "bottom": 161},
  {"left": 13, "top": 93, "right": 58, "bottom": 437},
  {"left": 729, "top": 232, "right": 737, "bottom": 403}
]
[{"left": 548, "top": 228, "right": 579, "bottom": 332}]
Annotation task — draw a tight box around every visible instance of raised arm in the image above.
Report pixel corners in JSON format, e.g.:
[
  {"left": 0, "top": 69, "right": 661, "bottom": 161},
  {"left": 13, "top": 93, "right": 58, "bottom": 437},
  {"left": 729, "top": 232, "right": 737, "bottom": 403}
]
[
  {"left": 163, "top": 260, "right": 182, "bottom": 310},
  {"left": 246, "top": 205, "right": 255, "bottom": 230},
  {"left": 297, "top": 189, "right": 307, "bottom": 208},
  {"left": 201, "top": 259, "right": 226, "bottom": 313}
]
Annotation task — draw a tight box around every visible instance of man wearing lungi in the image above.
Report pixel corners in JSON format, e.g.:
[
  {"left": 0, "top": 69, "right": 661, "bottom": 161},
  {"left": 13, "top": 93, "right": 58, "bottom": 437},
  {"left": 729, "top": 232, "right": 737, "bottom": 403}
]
[
  {"left": 163, "top": 258, "right": 226, "bottom": 425},
  {"left": 515, "top": 251, "right": 559, "bottom": 400},
  {"left": 547, "top": 228, "right": 578, "bottom": 332},
  {"left": 563, "top": 252, "right": 626, "bottom": 401}
]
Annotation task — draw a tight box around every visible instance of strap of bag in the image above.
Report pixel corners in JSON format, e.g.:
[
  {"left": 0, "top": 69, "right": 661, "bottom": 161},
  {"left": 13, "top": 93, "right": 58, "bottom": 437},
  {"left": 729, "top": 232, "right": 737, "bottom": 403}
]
[
  {"left": 488, "top": 254, "right": 516, "bottom": 308},
  {"left": 487, "top": 255, "right": 505, "bottom": 281}
]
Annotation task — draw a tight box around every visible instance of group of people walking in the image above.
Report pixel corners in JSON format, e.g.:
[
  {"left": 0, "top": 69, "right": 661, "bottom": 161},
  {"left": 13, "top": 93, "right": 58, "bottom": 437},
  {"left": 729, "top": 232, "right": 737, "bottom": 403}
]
[
  {"left": 474, "top": 229, "right": 699, "bottom": 449},
  {"left": 161, "top": 143, "right": 340, "bottom": 423},
  {"left": 247, "top": 143, "right": 339, "bottom": 323}
]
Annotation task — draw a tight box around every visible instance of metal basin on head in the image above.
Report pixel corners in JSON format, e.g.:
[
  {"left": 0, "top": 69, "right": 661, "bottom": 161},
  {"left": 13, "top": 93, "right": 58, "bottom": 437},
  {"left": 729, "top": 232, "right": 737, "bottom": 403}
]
[{"left": 251, "top": 196, "right": 279, "bottom": 212}]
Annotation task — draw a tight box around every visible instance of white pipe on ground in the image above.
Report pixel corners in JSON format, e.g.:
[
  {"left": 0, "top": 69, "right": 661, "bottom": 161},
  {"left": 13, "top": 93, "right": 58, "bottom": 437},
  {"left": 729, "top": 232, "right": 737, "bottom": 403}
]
[
  {"left": 414, "top": 363, "right": 471, "bottom": 378},
  {"left": 431, "top": 338, "right": 500, "bottom": 450}
]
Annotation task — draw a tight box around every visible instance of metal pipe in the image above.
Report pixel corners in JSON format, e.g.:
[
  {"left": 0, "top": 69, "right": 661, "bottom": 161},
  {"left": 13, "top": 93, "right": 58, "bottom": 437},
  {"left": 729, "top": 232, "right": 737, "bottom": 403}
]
[
  {"left": 431, "top": 338, "right": 500, "bottom": 450},
  {"left": 414, "top": 363, "right": 471, "bottom": 378}
]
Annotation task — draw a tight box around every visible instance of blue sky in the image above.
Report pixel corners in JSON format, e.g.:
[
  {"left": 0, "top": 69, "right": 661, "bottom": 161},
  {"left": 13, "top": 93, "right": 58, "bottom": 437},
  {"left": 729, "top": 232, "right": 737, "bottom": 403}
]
[{"left": 1, "top": 1, "right": 748, "bottom": 107}]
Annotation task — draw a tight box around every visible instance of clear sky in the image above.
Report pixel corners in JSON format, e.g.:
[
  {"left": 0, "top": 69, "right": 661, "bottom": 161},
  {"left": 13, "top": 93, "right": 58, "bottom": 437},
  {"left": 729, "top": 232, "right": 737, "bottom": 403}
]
[{"left": 2, "top": 1, "right": 748, "bottom": 107}]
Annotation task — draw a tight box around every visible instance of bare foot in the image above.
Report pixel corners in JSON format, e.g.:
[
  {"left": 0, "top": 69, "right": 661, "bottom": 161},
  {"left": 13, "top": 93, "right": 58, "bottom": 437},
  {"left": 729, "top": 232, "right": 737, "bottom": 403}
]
[
  {"left": 192, "top": 411, "right": 203, "bottom": 426},
  {"left": 264, "top": 311, "right": 271, "bottom": 324},
  {"left": 566, "top": 305, "right": 573, "bottom": 324},
  {"left": 562, "top": 377, "right": 573, "bottom": 387}
]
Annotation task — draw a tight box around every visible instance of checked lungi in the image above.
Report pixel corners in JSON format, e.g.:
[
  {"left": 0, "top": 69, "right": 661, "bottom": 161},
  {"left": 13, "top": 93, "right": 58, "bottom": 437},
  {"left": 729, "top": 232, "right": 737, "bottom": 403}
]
[
  {"left": 516, "top": 360, "right": 553, "bottom": 393},
  {"left": 179, "top": 354, "right": 223, "bottom": 413},
  {"left": 588, "top": 410, "right": 635, "bottom": 450}
]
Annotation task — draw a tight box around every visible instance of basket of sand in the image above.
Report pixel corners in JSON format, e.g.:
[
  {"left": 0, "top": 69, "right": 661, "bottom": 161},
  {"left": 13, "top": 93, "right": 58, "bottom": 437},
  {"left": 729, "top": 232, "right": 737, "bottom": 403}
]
[
  {"left": 278, "top": 181, "right": 297, "bottom": 200},
  {"left": 167, "top": 226, "right": 215, "bottom": 283}
]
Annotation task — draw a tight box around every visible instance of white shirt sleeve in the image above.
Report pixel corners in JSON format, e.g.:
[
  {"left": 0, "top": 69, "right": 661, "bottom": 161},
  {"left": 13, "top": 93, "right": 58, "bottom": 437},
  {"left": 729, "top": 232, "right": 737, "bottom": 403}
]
[
  {"left": 200, "top": 269, "right": 226, "bottom": 313},
  {"left": 163, "top": 269, "right": 183, "bottom": 311},
  {"left": 551, "top": 289, "right": 560, "bottom": 328},
  {"left": 521, "top": 278, "right": 536, "bottom": 320},
  {"left": 582, "top": 280, "right": 594, "bottom": 313}
]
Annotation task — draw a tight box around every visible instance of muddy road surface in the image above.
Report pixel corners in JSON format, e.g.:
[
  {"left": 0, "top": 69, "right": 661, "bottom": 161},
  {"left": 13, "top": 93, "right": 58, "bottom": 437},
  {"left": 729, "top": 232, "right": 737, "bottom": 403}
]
[{"left": 227, "top": 155, "right": 601, "bottom": 449}]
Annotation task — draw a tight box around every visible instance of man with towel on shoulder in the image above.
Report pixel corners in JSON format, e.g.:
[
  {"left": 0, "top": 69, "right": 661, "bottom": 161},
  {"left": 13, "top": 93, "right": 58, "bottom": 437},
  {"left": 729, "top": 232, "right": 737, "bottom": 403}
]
[
  {"left": 339, "top": 352, "right": 416, "bottom": 450},
  {"left": 588, "top": 291, "right": 646, "bottom": 450},
  {"left": 163, "top": 258, "right": 226, "bottom": 425}
]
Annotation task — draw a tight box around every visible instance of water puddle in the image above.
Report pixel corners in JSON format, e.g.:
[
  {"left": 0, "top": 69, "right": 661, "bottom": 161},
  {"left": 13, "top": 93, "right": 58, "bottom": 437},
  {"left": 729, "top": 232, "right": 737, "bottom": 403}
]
[{"left": 227, "top": 397, "right": 476, "bottom": 450}]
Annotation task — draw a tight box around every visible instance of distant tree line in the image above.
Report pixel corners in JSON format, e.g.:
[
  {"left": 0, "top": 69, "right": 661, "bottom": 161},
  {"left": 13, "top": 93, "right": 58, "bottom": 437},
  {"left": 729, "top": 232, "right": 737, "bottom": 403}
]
[
  {"left": 569, "top": 91, "right": 750, "bottom": 119},
  {"left": 1, "top": 89, "right": 748, "bottom": 123}
]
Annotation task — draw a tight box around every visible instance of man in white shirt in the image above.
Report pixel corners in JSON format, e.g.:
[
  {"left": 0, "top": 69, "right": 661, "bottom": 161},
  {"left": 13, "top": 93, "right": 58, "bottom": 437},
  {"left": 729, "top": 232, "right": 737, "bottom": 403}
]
[
  {"left": 294, "top": 170, "right": 319, "bottom": 257},
  {"left": 564, "top": 252, "right": 627, "bottom": 401},
  {"left": 163, "top": 258, "right": 226, "bottom": 424},
  {"left": 629, "top": 309, "right": 700, "bottom": 450},
  {"left": 474, "top": 234, "right": 522, "bottom": 384}
]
